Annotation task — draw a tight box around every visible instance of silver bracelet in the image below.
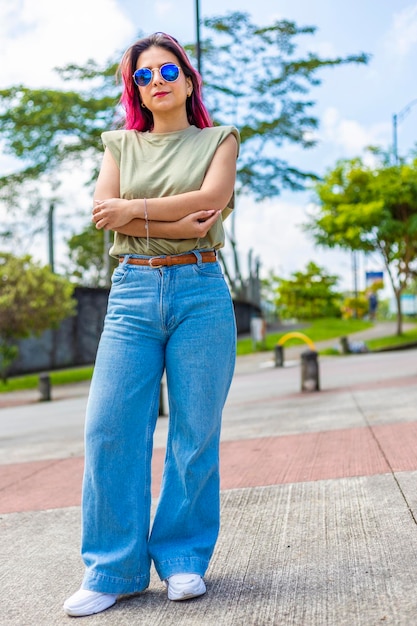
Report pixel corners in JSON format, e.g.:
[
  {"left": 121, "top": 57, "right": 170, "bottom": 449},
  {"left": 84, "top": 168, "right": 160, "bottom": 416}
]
[{"left": 144, "top": 198, "right": 149, "bottom": 248}]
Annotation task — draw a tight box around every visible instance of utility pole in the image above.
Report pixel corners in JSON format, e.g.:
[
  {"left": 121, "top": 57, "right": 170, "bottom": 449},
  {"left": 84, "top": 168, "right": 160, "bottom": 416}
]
[
  {"left": 392, "top": 99, "right": 417, "bottom": 165},
  {"left": 392, "top": 112, "right": 398, "bottom": 164}
]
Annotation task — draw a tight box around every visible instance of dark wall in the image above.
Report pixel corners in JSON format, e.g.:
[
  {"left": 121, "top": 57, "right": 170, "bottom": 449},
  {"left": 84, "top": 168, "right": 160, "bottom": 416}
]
[
  {"left": 233, "top": 299, "right": 262, "bottom": 335},
  {"left": 9, "top": 287, "right": 109, "bottom": 376},
  {"left": 9, "top": 289, "right": 262, "bottom": 376}
]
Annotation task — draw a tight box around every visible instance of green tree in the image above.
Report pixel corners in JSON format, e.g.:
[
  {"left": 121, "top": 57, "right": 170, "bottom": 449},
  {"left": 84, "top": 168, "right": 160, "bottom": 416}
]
[
  {"left": 272, "top": 261, "right": 341, "bottom": 320},
  {"left": 306, "top": 156, "right": 417, "bottom": 334},
  {"left": 341, "top": 294, "right": 369, "bottom": 320},
  {"left": 0, "top": 13, "right": 369, "bottom": 287},
  {"left": 0, "top": 253, "right": 76, "bottom": 379}
]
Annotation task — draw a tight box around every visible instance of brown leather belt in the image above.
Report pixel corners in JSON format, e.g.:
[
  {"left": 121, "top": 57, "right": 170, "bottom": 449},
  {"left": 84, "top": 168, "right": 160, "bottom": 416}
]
[{"left": 120, "top": 251, "right": 217, "bottom": 268}]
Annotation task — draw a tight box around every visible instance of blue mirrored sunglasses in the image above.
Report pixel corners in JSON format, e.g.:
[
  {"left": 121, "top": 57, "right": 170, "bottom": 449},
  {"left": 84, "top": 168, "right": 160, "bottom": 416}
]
[{"left": 132, "top": 63, "right": 181, "bottom": 87}]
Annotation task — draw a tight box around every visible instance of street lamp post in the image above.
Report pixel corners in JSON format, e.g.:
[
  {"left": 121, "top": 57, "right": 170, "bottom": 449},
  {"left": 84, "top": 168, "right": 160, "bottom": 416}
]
[
  {"left": 195, "top": 0, "right": 202, "bottom": 75},
  {"left": 48, "top": 202, "right": 55, "bottom": 273},
  {"left": 392, "top": 99, "right": 417, "bottom": 165}
]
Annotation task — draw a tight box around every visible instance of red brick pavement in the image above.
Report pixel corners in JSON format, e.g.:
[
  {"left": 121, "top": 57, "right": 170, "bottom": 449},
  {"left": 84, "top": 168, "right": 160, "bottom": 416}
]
[{"left": 2, "top": 421, "right": 417, "bottom": 515}]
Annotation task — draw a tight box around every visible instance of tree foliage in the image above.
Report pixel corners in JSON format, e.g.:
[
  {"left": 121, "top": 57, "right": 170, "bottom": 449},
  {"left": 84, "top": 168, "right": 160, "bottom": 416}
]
[
  {"left": 198, "top": 12, "right": 369, "bottom": 199},
  {"left": 306, "top": 155, "right": 417, "bottom": 334},
  {"left": 269, "top": 261, "right": 341, "bottom": 320},
  {"left": 0, "top": 12, "right": 369, "bottom": 287},
  {"left": 0, "top": 60, "right": 121, "bottom": 252},
  {"left": 0, "top": 60, "right": 119, "bottom": 189},
  {"left": 0, "top": 253, "right": 76, "bottom": 378},
  {"left": 0, "top": 13, "right": 369, "bottom": 203}
]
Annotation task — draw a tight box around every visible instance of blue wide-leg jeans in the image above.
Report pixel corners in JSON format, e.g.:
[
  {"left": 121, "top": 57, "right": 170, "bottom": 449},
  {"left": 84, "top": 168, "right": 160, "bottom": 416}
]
[{"left": 80, "top": 254, "right": 236, "bottom": 594}]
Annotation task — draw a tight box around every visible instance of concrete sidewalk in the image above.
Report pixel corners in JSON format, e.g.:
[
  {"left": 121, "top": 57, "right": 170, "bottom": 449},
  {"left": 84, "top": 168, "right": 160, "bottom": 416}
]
[{"left": 1, "top": 324, "right": 417, "bottom": 624}]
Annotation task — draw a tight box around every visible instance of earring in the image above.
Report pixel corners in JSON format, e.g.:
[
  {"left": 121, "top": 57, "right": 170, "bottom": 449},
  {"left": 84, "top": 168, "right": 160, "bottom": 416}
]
[{"left": 141, "top": 102, "right": 146, "bottom": 108}]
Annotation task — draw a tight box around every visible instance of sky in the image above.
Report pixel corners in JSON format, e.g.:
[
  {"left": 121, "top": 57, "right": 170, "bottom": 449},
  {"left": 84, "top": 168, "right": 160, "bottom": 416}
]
[{"left": 1, "top": 0, "right": 417, "bottom": 297}]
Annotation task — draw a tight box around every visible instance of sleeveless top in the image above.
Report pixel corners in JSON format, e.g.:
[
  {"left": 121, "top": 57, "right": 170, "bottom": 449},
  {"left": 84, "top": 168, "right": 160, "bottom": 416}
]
[{"left": 101, "top": 125, "right": 240, "bottom": 257}]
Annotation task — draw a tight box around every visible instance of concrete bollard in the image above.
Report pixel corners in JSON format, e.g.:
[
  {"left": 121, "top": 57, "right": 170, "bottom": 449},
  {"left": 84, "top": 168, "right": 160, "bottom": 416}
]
[
  {"left": 300, "top": 350, "right": 320, "bottom": 392},
  {"left": 274, "top": 344, "right": 284, "bottom": 367},
  {"left": 38, "top": 373, "right": 51, "bottom": 401},
  {"left": 159, "top": 378, "right": 169, "bottom": 417},
  {"left": 250, "top": 316, "right": 266, "bottom": 350}
]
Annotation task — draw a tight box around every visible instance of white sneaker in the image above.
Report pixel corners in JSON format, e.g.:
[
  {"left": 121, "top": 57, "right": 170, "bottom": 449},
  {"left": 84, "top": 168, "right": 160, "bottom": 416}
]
[
  {"left": 63, "top": 589, "right": 118, "bottom": 616},
  {"left": 166, "top": 574, "right": 206, "bottom": 601}
]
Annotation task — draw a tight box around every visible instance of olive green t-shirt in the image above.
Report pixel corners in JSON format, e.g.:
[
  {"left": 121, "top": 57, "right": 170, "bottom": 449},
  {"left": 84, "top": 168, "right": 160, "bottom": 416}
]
[{"left": 101, "top": 124, "right": 240, "bottom": 257}]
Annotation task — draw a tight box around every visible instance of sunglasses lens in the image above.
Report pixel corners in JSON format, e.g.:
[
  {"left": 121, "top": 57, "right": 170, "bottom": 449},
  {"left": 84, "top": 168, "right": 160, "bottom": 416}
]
[
  {"left": 134, "top": 68, "right": 152, "bottom": 86},
  {"left": 133, "top": 64, "right": 180, "bottom": 86},
  {"left": 160, "top": 64, "right": 180, "bottom": 82}
]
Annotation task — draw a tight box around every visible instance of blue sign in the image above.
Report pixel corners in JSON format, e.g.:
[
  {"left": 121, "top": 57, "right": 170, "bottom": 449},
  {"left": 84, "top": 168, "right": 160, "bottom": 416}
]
[{"left": 365, "top": 271, "right": 384, "bottom": 287}]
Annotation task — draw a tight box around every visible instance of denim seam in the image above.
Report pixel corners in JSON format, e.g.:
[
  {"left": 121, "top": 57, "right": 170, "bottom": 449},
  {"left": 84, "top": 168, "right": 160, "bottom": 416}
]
[
  {"left": 85, "top": 570, "right": 149, "bottom": 586},
  {"left": 156, "top": 557, "right": 209, "bottom": 565},
  {"left": 142, "top": 365, "right": 163, "bottom": 525},
  {"left": 153, "top": 557, "right": 210, "bottom": 579}
]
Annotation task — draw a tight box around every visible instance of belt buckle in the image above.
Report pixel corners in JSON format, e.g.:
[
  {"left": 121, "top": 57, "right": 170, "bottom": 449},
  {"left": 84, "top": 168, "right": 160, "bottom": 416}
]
[{"left": 148, "top": 256, "right": 164, "bottom": 268}]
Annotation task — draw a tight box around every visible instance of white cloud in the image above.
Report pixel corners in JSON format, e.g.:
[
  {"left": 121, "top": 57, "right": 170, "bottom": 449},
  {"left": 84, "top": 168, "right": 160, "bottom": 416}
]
[
  {"left": 226, "top": 195, "right": 354, "bottom": 290},
  {"left": 0, "top": 0, "right": 135, "bottom": 88},
  {"left": 320, "top": 106, "right": 390, "bottom": 156},
  {"left": 386, "top": 3, "right": 417, "bottom": 57}
]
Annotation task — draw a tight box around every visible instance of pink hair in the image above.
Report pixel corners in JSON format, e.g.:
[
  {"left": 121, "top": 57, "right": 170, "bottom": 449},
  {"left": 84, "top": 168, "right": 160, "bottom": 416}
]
[{"left": 118, "top": 32, "right": 213, "bottom": 131}]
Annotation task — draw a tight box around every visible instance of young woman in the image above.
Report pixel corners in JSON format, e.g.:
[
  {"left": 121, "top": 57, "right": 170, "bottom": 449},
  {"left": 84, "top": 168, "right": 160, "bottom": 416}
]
[{"left": 64, "top": 32, "right": 239, "bottom": 617}]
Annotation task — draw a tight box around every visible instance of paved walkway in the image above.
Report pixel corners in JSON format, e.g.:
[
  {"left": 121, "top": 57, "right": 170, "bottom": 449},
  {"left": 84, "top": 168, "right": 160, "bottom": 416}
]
[{"left": 1, "top": 323, "right": 417, "bottom": 624}]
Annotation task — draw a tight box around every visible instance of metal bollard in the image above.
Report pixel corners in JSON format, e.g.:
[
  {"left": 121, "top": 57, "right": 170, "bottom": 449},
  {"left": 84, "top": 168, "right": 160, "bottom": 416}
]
[
  {"left": 274, "top": 344, "right": 284, "bottom": 367},
  {"left": 300, "top": 350, "right": 320, "bottom": 392},
  {"left": 38, "top": 373, "right": 51, "bottom": 401}
]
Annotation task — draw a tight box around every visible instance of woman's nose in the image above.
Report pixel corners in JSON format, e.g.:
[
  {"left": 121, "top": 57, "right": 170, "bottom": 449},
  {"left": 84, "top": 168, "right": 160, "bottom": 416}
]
[{"left": 151, "top": 68, "right": 163, "bottom": 83}]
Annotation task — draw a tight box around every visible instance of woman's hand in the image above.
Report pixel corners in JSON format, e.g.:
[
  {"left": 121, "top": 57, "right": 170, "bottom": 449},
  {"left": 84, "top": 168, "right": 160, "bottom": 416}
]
[
  {"left": 92, "top": 199, "right": 134, "bottom": 230},
  {"left": 174, "top": 210, "right": 221, "bottom": 238}
]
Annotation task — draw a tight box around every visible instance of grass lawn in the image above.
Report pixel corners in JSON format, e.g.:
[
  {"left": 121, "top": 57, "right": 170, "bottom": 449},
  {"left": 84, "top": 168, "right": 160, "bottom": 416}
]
[
  {"left": 236, "top": 317, "right": 373, "bottom": 356},
  {"left": 366, "top": 326, "right": 417, "bottom": 351},
  {"left": 0, "top": 366, "right": 94, "bottom": 394}
]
